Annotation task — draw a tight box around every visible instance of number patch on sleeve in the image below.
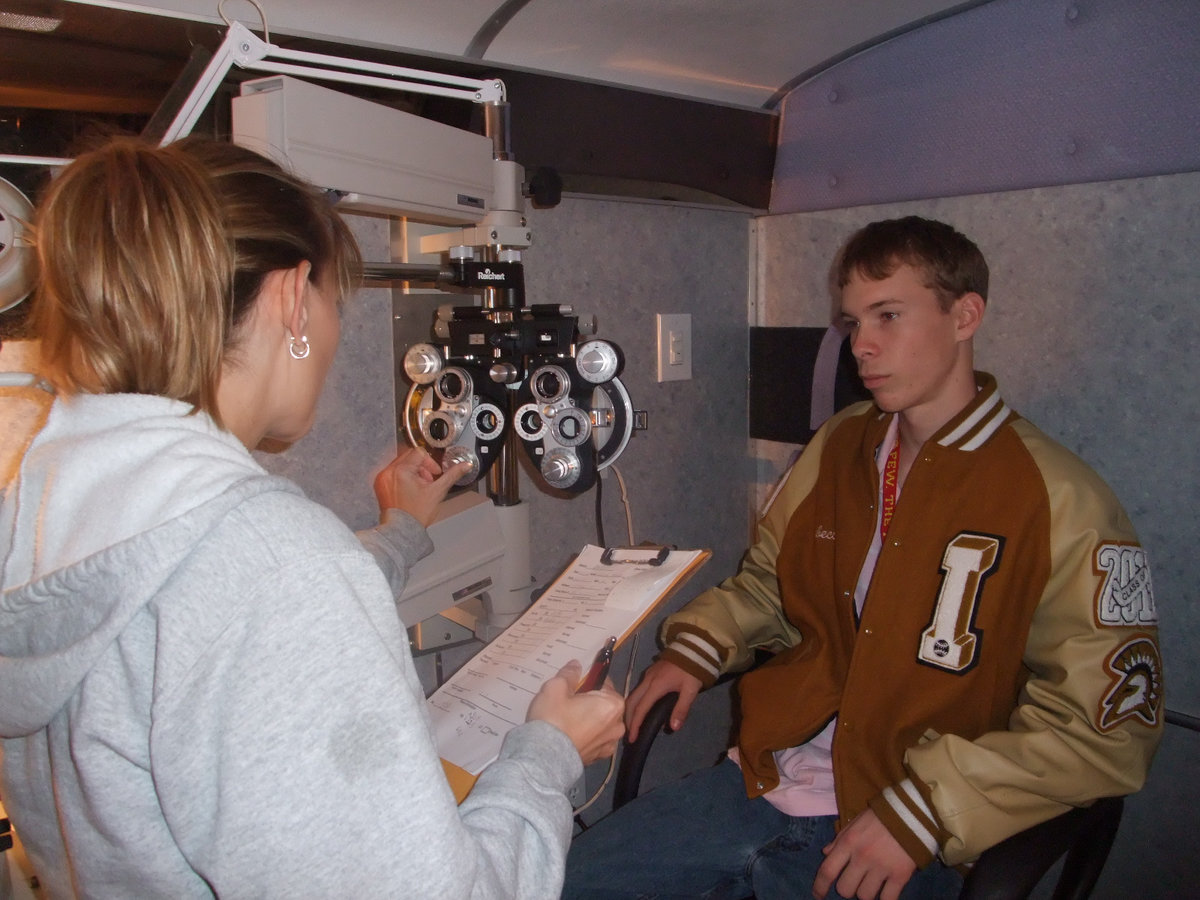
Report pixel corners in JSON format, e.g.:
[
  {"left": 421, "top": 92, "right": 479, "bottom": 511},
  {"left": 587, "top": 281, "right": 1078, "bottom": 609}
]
[{"left": 1094, "top": 543, "right": 1157, "bottom": 627}]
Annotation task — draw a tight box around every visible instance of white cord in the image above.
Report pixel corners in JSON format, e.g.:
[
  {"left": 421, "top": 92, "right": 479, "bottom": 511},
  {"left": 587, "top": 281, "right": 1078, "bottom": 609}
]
[
  {"left": 572, "top": 629, "right": 640, "bottom": 818},
  {"left": 218, "top": 0, "right": 270, "bottom": 42},
  {"left": 568, "top": 465, "right": 643, "bottom": 815},
  {"left": 608, "top": 464, "right": 635, "bottom": 545}
]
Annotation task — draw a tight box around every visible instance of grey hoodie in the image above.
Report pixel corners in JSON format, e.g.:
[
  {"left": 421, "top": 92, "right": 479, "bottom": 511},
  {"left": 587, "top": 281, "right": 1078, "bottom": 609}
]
[{"left": 0, "top": 393, "right": 580, "bottom": 899}]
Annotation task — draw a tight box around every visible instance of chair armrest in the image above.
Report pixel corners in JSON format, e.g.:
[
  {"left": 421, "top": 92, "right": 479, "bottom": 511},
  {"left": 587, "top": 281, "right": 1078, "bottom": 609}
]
[
  {"left": 958, "top": 795, "right": 1124, "bottom": 900},
  {"left": 613, "top": 691, "right": 680, "bottom": 810}
]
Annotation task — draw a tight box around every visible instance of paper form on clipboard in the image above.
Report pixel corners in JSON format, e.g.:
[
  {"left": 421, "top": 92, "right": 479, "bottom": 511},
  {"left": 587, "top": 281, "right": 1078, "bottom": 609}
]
[{"left": 428, "top": 544, "right": 710, "bottom": 799}]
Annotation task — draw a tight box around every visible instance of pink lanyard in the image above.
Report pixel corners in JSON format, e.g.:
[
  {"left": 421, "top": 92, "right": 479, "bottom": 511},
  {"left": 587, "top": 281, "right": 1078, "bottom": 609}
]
[{"left": 880, "top": 437, "right": 899, "bottom": 540}]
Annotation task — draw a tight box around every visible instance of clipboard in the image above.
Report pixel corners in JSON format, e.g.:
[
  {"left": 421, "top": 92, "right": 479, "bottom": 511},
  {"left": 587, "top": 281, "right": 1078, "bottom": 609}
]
[{"left": 428, "top": 543, "right": 710, "bottom": 802}]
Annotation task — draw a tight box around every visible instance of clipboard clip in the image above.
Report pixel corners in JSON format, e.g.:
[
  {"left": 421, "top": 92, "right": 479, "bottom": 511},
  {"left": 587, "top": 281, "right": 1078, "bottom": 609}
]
[{"left": 601, "top": 545, "right": 672, "bottom": 566}]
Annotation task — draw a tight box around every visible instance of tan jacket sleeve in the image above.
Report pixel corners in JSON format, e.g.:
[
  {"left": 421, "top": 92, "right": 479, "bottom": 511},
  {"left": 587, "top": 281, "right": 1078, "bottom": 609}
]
[
  {"left": 881, "top": 424, "right": 1163, "bottom": 867},
  {"left": 657, "top": 413, "right": 853, "bottom": 686}
]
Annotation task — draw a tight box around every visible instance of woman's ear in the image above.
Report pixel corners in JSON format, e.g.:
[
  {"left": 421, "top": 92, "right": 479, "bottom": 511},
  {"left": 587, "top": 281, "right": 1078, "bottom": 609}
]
[{"left": 279, "top": 261, "right": 314, "bottom": 340}]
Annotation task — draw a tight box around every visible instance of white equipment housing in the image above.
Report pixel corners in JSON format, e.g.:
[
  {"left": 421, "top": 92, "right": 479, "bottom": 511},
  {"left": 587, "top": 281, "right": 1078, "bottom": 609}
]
[
  {"left": 232, "top": 75, "right": 494, "bottom": 224},
  {"left": 394, "top": 491, "right": 504, "bottom": 627},
  {"left": 395, "top": 491, "right": 533, "bottom": 650}
]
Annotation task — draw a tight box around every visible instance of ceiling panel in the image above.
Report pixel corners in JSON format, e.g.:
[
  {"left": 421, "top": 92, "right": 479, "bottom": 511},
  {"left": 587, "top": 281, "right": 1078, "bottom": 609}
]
[
  {"left": 75, "top": 0, "right": 980, "bottom": 109},
  {"left": 1, "top": 0, "right": 986, "bottom": 207},
  {"left": 485, "top": 0, "right": 975, "bottom": 108}
]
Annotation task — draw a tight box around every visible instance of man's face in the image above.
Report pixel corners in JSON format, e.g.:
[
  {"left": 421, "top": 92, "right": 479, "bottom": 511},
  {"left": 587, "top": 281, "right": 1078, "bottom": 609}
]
[{"left": 837, "top": 263, "right": 970, "bottom": 423}]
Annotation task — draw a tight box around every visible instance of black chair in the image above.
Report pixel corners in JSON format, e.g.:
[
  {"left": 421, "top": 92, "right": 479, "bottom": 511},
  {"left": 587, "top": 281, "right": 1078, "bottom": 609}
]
[
  {"left": 614, "top": 692, "right": 1124, "bottom": 900},
  {"left": 958, "top": 795, "right": 1123, "bottom": 900}
]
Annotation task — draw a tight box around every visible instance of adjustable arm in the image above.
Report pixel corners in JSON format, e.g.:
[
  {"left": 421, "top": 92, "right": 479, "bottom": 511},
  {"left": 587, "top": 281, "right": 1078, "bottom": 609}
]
[{"left": 159, "top": 20, "right": 506, "bottom": 145}]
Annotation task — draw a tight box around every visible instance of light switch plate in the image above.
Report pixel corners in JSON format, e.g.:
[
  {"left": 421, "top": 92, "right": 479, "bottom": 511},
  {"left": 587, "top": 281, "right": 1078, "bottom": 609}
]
[{"left": 656, "top": 313, "right": 692, "bottom": 382}]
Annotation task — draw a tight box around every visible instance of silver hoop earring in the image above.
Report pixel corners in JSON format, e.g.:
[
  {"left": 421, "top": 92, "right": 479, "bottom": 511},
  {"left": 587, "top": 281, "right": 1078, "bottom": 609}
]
[{"left": 289, "top": 335, "right": 310, "bottom": 360}]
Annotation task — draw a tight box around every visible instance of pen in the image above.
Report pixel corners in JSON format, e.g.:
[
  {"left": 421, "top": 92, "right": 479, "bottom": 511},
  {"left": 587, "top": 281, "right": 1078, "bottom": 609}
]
[{"left": 579, "top": 636, "right": 617, "bottom": 692}]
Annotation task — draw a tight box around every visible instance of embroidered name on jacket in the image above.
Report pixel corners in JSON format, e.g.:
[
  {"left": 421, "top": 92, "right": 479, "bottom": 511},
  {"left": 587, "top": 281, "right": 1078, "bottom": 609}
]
[{"left": 1093, "top": 542, "right": 1157, "bottom": 627}]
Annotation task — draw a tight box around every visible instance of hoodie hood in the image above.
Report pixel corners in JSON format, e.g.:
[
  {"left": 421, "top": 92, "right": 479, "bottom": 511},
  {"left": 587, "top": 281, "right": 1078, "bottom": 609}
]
[{"left": 0, "top": 393, "right": 300, "bottom": 736}]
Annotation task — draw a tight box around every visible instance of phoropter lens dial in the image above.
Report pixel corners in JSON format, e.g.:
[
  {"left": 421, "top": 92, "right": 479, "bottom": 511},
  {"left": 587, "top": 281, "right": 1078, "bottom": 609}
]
[{"left": 531, "top": 365, "right": 570, "bottom": 403}]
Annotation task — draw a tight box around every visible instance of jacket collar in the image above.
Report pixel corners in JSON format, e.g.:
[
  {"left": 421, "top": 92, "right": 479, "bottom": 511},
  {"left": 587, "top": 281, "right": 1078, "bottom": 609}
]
[
  {"left": 869, "top": 371, "right": 1017, "bottom": 453},
  {"left": 932, "top": 372, "right": 1017, "bottom": 451}
]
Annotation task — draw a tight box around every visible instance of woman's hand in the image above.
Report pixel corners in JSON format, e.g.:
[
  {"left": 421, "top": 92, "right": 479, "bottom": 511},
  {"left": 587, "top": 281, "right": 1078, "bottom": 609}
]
[
  {"left": 372, "top": 447, "right": 469, "bottom": 527},
  {"left": 526, "top": 661, "right": 627, "bottom": 766}
]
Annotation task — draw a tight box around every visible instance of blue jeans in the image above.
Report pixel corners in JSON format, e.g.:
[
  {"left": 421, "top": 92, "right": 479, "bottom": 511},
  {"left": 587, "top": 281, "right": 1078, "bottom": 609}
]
[{"left": 563, "top": 759, "right": 962, "bottom": 900}]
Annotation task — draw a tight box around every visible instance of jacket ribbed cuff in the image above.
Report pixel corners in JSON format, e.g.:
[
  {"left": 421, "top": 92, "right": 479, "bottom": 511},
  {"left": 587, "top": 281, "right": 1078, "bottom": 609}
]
[
  {"left": 659, "top": 628, "right": 724, "bottom": 688},
  {"left": 868, "top": 777, "right": 945, "bottom": 869}
]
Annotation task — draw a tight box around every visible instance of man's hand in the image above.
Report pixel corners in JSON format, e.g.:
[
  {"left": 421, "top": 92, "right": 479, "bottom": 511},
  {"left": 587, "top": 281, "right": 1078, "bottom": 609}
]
[
  {"left": 624, "top": 659, "right": 703, "bottom": 741},
  {"left": 813, "top": 808, "right": 915, "bottom": 900},
  {"left": 372, "top": 447, "right": 469, "bottom": 527}
]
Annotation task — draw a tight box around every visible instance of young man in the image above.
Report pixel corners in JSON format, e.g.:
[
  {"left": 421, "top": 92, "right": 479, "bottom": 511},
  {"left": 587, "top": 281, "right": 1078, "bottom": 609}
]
[{"left": 562, "top": 216, "right": 1162, "bottom": 900}]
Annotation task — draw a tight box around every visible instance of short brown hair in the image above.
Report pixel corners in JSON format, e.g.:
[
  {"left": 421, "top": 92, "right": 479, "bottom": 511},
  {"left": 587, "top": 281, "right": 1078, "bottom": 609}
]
[
  {"left": 30, "top": 136, "right": 361, "bottom": 425},
  {"left": 830, "top": 216, "right": 988, "bottom": 313}
]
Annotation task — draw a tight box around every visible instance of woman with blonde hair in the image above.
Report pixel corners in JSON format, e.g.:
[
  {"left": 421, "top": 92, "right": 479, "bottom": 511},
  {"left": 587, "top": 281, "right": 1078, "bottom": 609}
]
[{"left": 0, "top": 136, "right": 624, "bottom": 899}]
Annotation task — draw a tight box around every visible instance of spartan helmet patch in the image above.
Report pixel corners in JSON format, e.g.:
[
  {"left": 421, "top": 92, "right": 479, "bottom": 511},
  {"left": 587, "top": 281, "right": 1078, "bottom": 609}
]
[{"left": 1099, "top": 636, "right": 1162, "bottom": 731}]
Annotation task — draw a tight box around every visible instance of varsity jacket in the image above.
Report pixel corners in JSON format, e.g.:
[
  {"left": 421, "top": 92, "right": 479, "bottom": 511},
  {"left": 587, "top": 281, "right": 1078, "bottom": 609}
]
[{"left": 660, "top": 373, "right": 1162, "bottom": 868}]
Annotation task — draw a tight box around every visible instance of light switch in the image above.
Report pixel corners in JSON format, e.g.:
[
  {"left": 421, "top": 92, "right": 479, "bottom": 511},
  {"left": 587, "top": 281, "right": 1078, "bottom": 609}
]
[{"left": 656, "top": 313, "right": 692, "bottom": 382}]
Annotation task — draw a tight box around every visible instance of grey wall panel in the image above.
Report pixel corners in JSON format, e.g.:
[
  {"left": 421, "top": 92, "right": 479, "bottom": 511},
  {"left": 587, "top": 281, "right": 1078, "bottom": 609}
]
[
  {"left": 521, "top": 197, "right": 756, "bottom": 806},
  {"left": 756, "top": 170, "right": 1198, "bottom": 897},
  {"left": 520, "top": 197, "right": 753, "bottom": 593},
  {"left": 771, "top": 0, "right": 1200, "bottom": 214}
]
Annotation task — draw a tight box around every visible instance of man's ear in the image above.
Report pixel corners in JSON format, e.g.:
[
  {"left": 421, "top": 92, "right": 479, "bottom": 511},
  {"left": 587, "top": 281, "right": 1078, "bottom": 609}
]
[{"left": 954, "top": 292, "right": 986, "bottom": 341}]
